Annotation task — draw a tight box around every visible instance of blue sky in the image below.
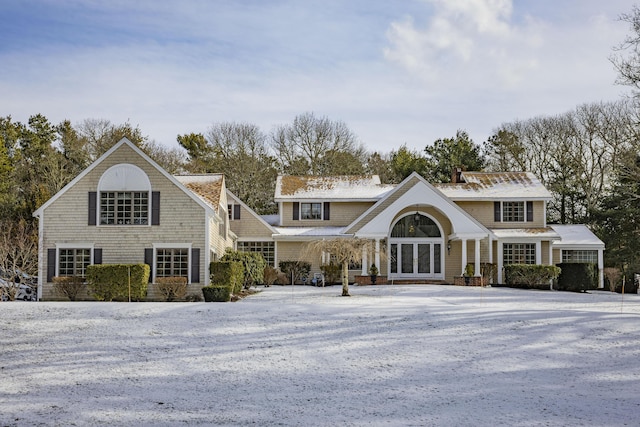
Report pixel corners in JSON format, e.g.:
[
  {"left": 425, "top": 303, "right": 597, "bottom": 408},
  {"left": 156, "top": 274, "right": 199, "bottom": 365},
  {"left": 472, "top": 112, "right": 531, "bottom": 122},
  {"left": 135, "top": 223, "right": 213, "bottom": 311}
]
[{"left": 0, "top": 0, "right": 634, "bottom": 154}]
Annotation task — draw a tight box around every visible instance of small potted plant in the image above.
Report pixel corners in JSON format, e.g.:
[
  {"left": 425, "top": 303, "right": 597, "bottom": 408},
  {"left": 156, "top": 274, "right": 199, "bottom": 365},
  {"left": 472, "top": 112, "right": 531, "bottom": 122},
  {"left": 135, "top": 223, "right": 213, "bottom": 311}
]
[{"left": 369, "top": 264, "right": 379, "bottom": 285}]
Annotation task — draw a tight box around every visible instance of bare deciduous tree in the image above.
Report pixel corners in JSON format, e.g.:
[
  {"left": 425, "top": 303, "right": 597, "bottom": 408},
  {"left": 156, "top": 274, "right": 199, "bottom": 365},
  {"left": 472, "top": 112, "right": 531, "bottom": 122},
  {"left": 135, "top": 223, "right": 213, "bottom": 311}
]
[
  {"left": 304, "top": 238, "right": 373, "bottom": 296},
  {"left": 0, "top": 220, "right": 38, "bottom": 300},
  {"left": 272, "top": 112, "right": 366, "bottom": 176}
]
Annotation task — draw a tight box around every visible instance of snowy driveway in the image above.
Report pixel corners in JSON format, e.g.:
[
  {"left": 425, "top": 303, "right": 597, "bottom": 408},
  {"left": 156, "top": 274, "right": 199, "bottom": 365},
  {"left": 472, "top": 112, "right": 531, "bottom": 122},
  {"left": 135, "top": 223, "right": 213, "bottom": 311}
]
[{"left": 1, "top": 285, "right": 639, "bottom": 426}]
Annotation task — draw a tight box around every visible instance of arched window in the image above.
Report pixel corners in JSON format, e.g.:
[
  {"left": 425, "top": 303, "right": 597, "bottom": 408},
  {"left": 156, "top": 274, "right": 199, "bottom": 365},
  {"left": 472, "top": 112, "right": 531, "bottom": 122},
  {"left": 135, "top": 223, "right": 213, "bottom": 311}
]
[
  {"left": 391, "top": 213, "right": 441, "bottom": 238},
  {"left": 97, "top": 164, "right": 152, "bottom": 225}
]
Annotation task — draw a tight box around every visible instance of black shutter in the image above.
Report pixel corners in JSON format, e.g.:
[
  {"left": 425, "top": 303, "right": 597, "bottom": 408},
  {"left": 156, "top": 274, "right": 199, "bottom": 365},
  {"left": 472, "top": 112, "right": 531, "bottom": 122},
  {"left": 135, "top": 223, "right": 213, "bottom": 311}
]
[
  {"left": 526, "top": 201, "right": 534, "bottom": 222},
  {"left": 88, "top": 192, "right": 97, "bottom": 225},
  {"left": 191, "top": 248, "right": 200, "bottom": 283},
  {"left": 47, "top": 248, "right": 56, "bottom": 282},
  {"left": 144, "top": 248, "right": 153, "bottom": 282},
  {"left": 233, "top": 204, "right": 241, "bottom": 220},
  {"left": 324, "top": 202, "right": 330, "bottom": 221},
  {"left": 293, "top": 202, "right": 299, "bottom": 221},
  {"left": 93, "top": 248, "right": 102, "bottom": 265},
  {"left": 151, "top": 192, "right": 160, "bottom": 225},
  {"left": 494, "top": 202, "right": 501, "bottom": 222}
]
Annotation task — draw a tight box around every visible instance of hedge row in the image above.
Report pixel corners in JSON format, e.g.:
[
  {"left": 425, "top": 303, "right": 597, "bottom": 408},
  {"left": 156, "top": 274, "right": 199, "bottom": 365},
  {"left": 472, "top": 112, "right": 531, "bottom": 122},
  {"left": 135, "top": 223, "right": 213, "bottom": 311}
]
[
  {"left": 86, "top": 264, "right": 150, "bottom": 301},
  {"left": 503, "top": 264, "right": 561, "bottom": 289},
  {"left": 556, "top": 263, "right": 598, "bottom": 292}
]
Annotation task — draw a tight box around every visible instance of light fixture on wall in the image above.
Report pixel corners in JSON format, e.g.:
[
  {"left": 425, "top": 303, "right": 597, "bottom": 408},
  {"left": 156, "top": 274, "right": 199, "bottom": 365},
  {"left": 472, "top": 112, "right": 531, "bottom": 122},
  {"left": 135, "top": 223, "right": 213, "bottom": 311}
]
[{"left": 447, "top": 241, "right": 451, "bottom": 255}]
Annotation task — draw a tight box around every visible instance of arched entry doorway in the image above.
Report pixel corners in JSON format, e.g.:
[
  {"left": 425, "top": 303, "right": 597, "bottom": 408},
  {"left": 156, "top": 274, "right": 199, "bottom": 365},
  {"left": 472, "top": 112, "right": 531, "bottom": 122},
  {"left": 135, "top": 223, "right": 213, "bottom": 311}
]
[{"left": 388, "top": 213, "right": 444, "bottom": 279}]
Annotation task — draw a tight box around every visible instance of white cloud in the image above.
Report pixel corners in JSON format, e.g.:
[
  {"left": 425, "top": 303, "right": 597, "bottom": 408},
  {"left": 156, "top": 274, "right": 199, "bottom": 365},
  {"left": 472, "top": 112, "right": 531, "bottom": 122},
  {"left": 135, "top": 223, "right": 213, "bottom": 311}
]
[{"left": 384, "top": 0, "right": 544, "bottom": 87}]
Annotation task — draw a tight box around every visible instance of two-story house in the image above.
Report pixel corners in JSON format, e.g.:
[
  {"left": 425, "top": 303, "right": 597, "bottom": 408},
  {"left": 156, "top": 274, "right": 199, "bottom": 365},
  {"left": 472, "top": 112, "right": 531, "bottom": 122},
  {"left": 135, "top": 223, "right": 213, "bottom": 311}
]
[
  {"left": 34, "top": 138, "right": 604, "bottom": 300},
  {"left": 33, "top": 138, "right": 235, "bottom": 300},
  {"left": 229, "top": 171, "right": 605, "bottom": 287}
]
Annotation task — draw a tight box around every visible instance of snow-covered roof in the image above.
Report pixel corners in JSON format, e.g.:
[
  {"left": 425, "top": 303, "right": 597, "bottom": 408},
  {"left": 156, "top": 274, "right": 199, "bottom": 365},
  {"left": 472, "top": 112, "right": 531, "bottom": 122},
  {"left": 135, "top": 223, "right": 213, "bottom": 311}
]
[
  {"left": 272, "top": 226, "right": 348, "bottom": 239},
  {"left": 275, "top": 175, "right": 395, "bottom": 201},
  {"left": 261, "top": 214, "right": 280, "bottom": 226},
  {"left": 491, "top": 227, "right": 561, "bottom": 240},
  {"left": 437, "top": 172, "right": 552, "bottom": 200},
  {"left": 174, "top": 174, "right": 224, "bottom": 209},
  {"left": 550, "top": 224, "right": 605, "bottom": 248}
]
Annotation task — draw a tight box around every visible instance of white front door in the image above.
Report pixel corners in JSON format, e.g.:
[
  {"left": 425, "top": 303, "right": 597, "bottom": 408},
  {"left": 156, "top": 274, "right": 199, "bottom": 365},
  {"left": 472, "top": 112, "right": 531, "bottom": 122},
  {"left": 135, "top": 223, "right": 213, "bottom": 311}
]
[{"left": 390, "top": 239, "right": 443, "bottom": 279}]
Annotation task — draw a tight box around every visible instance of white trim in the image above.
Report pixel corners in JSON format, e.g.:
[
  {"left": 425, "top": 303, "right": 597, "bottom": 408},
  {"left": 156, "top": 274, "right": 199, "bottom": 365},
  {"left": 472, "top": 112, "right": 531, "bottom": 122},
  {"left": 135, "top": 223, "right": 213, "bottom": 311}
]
[
  {"left": 54, "top": 243, "right": 95, "bottom": 278},
  {"left": 33, "top": 138, "right": 216, "bottom": 219},
  {"left": 151, "top": 243, "right": 193, "bottom": 284},
  {"left": 37, "top": 211, "right": 44, "bottom": 300}
]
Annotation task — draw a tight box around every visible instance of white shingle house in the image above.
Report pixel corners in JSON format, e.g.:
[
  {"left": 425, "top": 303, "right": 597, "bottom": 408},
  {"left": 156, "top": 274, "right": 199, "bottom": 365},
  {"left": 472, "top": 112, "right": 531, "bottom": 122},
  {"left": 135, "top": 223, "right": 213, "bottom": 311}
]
[{"left": 33, "top": 138, "right": 235, "bottom": 300}]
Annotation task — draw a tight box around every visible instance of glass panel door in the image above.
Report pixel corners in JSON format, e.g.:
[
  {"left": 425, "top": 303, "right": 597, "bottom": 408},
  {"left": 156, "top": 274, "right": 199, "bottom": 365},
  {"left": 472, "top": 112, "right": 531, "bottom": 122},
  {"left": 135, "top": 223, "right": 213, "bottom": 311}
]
[
  {"left": 434, "top": 244, "right": 441, "bottom": 274},
  {"left": 417, "top": 244, "right": 431, "bottom": 274},
  {"left": 401, "top": 244, "right": 413, "bottom": 274},
  {"left": 390, "top": 244, "right": 398, "bottom": 274}
]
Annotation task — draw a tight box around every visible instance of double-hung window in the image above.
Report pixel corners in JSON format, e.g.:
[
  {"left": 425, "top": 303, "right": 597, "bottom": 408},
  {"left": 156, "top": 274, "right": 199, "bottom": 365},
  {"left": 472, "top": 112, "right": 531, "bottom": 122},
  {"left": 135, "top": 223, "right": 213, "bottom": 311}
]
[
  {"left": 59, "top": 248, "right": 91, "bottom": 277},
  {"left": 503, "top": 202, "right": 524, "bottom": 222},
  {"left": 495, "top": 201, "right": 533, "bottom": 223},
  {"left": 503, "top": 243, "right": 536, "bottom": 265},
  {"left": 301, "top": 202, "right": 322, "bottom": 220},
  {"left": 238, "top": 241, "right": 275, "bottom": 267},
  {"left": 156, "top": 248, "right": 189, "bottom": 278},
  {"left": 100, "top": 191, "right": 149, "bottom": 225}
]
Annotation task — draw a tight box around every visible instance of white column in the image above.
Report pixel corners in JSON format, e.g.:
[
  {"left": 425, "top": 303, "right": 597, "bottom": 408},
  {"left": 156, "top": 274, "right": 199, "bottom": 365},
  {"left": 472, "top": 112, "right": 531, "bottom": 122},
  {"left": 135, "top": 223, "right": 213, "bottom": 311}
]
[
  {"left": 488, "top": 236, "right": 493, "bottom": 264},
  {"left": 497, "top": 242, "right": 503, "bottom": 283},
  {"left": 461, "top": 239, "right": 467, "bottom": 275},
  {"left": 475, "top": 239, "right": 481, "bottom": 277},
  {"left": 536, "top": 241, "right": 542, "bottom": 264},
  {"left": 375, "top": 239, "right": 381, "bottom": 272},
  {"left": 598, "top": 249, "right": 604, "bottom": 289},
  {"left": 361, "top": 246, "right": 368, "bottom": 275}
]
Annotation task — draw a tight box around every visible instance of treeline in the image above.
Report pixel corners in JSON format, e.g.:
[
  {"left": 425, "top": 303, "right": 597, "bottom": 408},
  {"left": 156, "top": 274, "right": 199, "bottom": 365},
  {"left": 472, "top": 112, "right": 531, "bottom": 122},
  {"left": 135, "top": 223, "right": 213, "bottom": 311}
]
[{"left": 2, "top": 98, "right": 640, "bottom": 274}]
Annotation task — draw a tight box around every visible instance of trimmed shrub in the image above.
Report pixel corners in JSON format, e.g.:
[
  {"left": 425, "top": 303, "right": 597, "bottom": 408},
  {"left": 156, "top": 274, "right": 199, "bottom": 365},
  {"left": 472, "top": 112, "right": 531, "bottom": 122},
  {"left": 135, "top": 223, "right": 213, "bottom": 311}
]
[
  {"left": 504, "top": 264, "right": 561, "bottom": 289},
  {"left": 221, "top": 249, "right": 266, "bottom": 289},
  {"left": 321, "top": 262, "right": 340, "bottom": 285},
  {"left": 202, "top": 285, "right": 232, "bottom": 302},
  {"left": 185, "top": 293, "right": 203, "bottom": 302},
  {"left": 210, "top": 261, "right": 244, "bottom": 294},
  {"left": 263, "top": 266, "right": 279, "bottom": 287},
  {"left": 556, "top": 263, "right": 598, "bottom": 292},
  {"left": 52, "top": 276, "right": 85, "bottom": 301},
  {"left": 86, "top": 264, "right": 150, "bottom": 301},
  {"left": 155, "top": 276, "right": 188, "bottom": 301},
  {"left": 279, "top": 261, "right": 311, "bottom": 285}
]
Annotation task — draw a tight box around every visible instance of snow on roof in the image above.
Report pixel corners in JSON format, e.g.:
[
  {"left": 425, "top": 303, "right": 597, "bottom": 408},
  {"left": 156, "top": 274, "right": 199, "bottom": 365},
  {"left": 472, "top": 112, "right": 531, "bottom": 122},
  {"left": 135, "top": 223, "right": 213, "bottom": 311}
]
[
  {"left": 550, "top": 224, "right": 605, "bottom": 247},
  {"left": 437, "top": 172, "right": 552, "bottom": 200},
  {"left": 275, "top": 175, "right": 395, "bottom": 200},
  {"left": 261, "top": 214, "right": 280, "bottom": 226},
  {"left": 491, "top": 227, "right": 561, "bottom": 240},
  {"left": 272, "top": 226, "right": 347, "bottom": 238},
  {"left": 174, "top": 174, "right": 224, "bottom": 208}
]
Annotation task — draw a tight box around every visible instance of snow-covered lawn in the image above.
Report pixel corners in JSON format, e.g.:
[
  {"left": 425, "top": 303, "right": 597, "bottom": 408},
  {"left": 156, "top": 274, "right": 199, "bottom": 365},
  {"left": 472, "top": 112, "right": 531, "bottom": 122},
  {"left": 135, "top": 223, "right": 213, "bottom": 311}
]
[{"left": 1, "top": 285, "right": 639, "bottom": 426}]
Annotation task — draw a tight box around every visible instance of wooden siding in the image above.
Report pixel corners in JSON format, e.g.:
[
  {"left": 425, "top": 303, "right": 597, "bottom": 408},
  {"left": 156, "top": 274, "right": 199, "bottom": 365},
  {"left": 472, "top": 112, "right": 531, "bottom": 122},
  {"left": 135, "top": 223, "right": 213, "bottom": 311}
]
[
  {"left": 455, "top": 200, "right": 546, "bottom": 228},
  {"left": 39, "top": 143, "right": 211, "bottom": 300},
  {"left": 229, "top": 205, "right": 274, "bottom": 238},
  {"left": 280, "top": 201, "right": 375, "bottom": 227},
  {"left": 346, "top": 176, "right": 420, "bottom": 234}
]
